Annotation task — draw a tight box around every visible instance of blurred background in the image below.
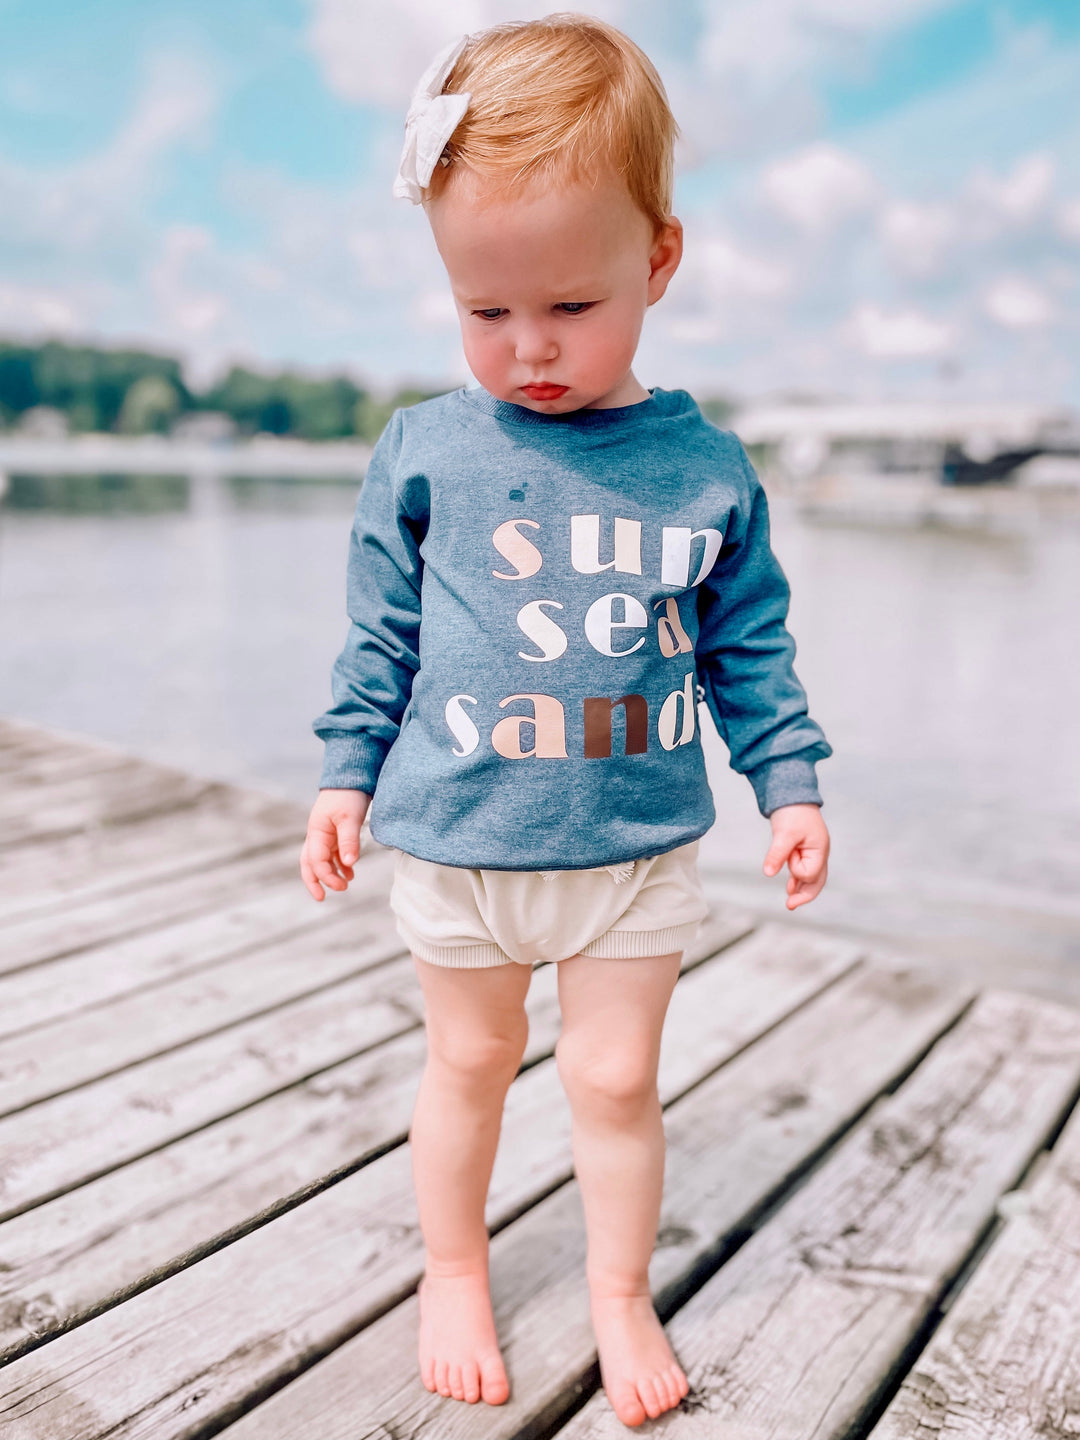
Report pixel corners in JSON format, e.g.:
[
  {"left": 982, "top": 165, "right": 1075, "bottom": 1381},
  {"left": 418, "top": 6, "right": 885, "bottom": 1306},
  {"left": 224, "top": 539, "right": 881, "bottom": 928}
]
[{"left": 1, "top": 0, "right": 1078, "bottom": 995}]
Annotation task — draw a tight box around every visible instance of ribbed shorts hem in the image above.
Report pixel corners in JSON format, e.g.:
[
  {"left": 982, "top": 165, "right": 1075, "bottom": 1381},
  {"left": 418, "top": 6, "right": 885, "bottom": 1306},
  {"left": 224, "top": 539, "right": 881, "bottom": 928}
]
[{"left": 397, "top": 917, "right": 703, "bottom": 969}]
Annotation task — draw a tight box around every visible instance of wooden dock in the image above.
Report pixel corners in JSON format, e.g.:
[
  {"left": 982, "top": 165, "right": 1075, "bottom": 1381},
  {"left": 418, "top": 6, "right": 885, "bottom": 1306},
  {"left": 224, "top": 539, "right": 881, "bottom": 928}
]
[{"left": 1, "top": 713, "right": 1078, "bottom": 1438}]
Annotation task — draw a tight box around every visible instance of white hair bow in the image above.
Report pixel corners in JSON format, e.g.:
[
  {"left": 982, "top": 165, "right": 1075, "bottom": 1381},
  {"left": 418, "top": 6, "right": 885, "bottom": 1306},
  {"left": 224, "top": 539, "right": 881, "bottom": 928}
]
[{"left": 392, "top": 35, "right": 472, "bottom": 204}]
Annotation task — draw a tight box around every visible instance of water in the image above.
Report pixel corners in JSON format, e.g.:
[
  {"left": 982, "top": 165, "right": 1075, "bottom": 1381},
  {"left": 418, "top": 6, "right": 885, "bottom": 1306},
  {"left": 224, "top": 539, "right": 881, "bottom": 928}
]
[{"left": 3, "top": 471, "right": 1079, "bottom": 997}]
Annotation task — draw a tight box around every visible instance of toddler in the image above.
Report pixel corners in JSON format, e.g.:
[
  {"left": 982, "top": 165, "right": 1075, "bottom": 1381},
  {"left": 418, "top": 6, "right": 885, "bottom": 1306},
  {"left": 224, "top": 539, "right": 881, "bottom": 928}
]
[{"left": 301, "top": 14, "right": 831, "bottom": 1428}]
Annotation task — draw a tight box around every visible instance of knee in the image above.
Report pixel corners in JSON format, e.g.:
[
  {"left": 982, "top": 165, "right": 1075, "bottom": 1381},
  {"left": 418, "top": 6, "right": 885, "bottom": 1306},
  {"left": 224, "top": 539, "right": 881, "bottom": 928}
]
[
  {"left": 555, "top": 1032, "right": 658, "bottom": 1116},
  {"left": 428, "top": 1022, "right": 527, "bottom": 1091}
]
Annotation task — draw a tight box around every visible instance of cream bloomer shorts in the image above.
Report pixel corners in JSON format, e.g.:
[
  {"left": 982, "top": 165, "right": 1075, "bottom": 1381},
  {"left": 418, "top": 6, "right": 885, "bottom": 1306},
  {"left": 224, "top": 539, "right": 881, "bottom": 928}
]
[{"left": 388, "top": 840, "right": 709, "bottom": 969}]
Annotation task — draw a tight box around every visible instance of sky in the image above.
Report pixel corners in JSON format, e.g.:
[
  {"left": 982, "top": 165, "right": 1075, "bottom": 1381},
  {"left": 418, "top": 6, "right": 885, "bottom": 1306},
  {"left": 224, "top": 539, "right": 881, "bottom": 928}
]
[{"left": 0, "top": 0, "right": 1078, "bottom": 404}]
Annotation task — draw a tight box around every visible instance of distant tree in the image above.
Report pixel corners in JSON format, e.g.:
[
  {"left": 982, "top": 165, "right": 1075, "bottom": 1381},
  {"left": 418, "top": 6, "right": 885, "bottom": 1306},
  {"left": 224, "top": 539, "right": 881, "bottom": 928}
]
[
  {"left": 0, "top": 340, "right": 192, "bottom": 432},
  {"left": 0, "top": 349, "right": 37, "bottom": 421},
  {"left": 0, "top": 335, "right": 446, "bottom": 440},
  {"left": 204, "top": 367, "right": 365, "bottom": 440},
  {"left": 697, "top": 393, "right": 738, "bottom": 428},
  {"left": 353, "top": 387, "right": 445, "bottom": 442},
  {"left": 118, "top": 375, "right": 182, "bottom": 434}
]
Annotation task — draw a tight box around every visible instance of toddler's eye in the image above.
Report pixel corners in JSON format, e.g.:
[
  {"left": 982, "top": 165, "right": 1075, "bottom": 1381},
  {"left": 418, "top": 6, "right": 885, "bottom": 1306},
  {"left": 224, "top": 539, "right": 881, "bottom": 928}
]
[
  {"left": 472, "top": 308, "right": 505, "bottom": 321},
  {"left": 557, "top": 302, "right": 594, "bottom": 315}
]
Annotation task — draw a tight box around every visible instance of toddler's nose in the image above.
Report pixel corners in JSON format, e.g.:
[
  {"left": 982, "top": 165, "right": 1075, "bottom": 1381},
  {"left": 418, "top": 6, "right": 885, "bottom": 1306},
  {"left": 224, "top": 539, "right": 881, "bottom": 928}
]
[{"left": 514, "top": 323, "right": 559, "bottom": 365}]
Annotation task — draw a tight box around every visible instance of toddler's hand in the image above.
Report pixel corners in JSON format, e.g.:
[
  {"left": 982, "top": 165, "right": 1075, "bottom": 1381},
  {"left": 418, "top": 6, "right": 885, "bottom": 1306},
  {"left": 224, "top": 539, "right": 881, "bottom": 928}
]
[
  {"left": 762, "top": 803, "right": 830, "bottom": 911},
  {"left": 300, "top": 788, "right": 371, "bottom": 901}
]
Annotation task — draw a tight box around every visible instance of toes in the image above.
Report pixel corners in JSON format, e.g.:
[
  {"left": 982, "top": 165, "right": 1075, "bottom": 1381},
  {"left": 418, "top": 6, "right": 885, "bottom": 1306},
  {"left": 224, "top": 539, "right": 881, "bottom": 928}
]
[
  {"left": 434, "top": 1360, "right": 452, "bottom": 1398},
  {"left": 419, "top": 1352, "right": 435, "bottom": 1393},
  {"left": 449, "top": 1364, "right": 465, "bottom": 1401},
  {"left": 462, "top": 1361, "right": 481, "bottom": 1404},
  {"left": 657, "top": 1369, "right": 682, "bottom": 1411},
  {"left": 609, "top": 1380, "right": 647, "bottom": 1427},
  {"left": 672, "top": 1363, "right": 690, "bottom": 1401},
  {"left": 480, "top": 1354, "right": 510, "bottom": 1405},
  {"left": 639, "top": 1376, "right": 665, "bottom": 1420}
]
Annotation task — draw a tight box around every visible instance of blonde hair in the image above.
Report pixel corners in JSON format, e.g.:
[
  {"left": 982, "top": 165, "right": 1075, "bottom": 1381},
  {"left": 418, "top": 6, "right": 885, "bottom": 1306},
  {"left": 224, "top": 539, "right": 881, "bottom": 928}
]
[{"left": 423, "top": 13, "right": 679, "bottom": 238}]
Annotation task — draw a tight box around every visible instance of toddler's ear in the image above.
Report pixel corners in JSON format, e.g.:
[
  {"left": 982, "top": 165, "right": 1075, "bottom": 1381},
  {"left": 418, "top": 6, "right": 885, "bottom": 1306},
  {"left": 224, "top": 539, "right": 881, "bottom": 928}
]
[{"left": 647, "top": 216, "right": 683, "bottom": 305}]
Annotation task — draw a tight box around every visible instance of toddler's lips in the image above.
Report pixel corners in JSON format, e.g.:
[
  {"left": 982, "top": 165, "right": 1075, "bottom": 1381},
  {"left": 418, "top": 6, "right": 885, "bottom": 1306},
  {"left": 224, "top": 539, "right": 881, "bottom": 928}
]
[{"left": 521, "top": 383, "right": 569, "bottom": 401}]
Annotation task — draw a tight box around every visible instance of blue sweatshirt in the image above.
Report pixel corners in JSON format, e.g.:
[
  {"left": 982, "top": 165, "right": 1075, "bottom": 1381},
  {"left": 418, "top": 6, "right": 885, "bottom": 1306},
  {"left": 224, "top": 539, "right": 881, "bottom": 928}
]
[{"left": 312, "top": 384, "right": 831, "bottom": 870}]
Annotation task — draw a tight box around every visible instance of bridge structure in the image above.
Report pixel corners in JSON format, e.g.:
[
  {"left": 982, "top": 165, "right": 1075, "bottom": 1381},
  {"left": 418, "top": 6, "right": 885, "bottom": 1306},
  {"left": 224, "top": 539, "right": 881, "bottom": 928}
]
[{"left": 0, "top": 434, "right": 373, "bottom": 496}]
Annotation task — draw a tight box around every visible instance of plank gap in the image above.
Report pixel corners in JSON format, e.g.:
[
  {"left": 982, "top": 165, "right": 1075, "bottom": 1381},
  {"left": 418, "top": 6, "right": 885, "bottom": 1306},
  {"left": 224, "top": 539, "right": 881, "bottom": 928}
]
[
  {"left": 0, "top": 1012, "right": 421, "bottom": 1226},
  {"left": 0, "top": 944, "right": 414, "bottom": 1122},
  {"left": 0, "top": 907, "right": 392, "bottom": 1042},
  {"left": 0, "top": 832, "right": 306, "bottom": 929},
  {"left": 0, "top": 1117, "right": 416, "bottom": 1369},
  {"left": 0, "top": 842, "right": 361, "bottom": 976}
]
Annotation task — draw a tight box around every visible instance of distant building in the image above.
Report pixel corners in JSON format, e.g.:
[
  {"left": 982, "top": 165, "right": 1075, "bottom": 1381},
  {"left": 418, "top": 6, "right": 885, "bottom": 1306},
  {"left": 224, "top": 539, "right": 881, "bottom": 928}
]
[
  {"left": 732, "top": 399, "right": 1080, "bottom": 486},
  {"left": 15, "top": 406, "right": 69, "bottom": 440},
  {"left": 169, "top": 411, "right": 238, "bottom": 445}
]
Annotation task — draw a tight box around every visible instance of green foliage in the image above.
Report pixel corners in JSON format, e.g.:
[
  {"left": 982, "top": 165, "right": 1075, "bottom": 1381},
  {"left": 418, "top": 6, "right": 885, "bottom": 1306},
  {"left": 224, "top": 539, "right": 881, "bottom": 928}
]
[
  {"left": 203, "top": 367, "right": 366, "bottom": 440},
  {"left": 0, "top": 336, "right": 735, "bottom": 442},
  {"left": 697, "top": 393, "right": 737, "bottom": 428},
  {"left": 0, "top": 340, "right": 191, "bottom": 433},
  {"left": 117, "top": 375, "right": 182, "bottom": 435},
  {"left": 352, "top": 387, "right": 439, "bottom": 443}
]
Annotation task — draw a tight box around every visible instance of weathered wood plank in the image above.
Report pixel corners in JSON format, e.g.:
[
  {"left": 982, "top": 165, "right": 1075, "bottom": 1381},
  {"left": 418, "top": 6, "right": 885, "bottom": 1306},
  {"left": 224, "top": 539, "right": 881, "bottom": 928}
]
[
  {"left": 0, "top": 838, "right": 385, "bottom": 976},
  {"left": 0, "top": 909, "right": 749, "bottom": 1360},
  {"left": 0, "top": 719, "right": 106, "bottom": 770},
  {"left": 0, "top": 787, "right": 305, "bottom": 922},
  {"left": 0, "top": 766, "right": 218, "bottom": 848},
  {"left": 0, "top": 955, "right": 421, "bottom": 1222},
  {"left": 0, "top": 747, "right": 133, "bottom": 790},
  {"left": 0, "top": 927, "right": 858, "bottom": 1437},
  {"left": 0, "top": 847, "right": 394, "bottom": 1037},
  {"left": 869, "top": 1099, "right": 1080, "bottom": 1439},
  {"left": 216, "top": 964, "right": 973, "bottom": 1440},
  {"left": 0, "top": 898, "right": 406, "bottom": 1115},
  {"left": 557, "top": 989, "right": 1080, "bottom": 1439},
  {"left": 0, "top": 1026, "right": 430, "bottom": 1361}
]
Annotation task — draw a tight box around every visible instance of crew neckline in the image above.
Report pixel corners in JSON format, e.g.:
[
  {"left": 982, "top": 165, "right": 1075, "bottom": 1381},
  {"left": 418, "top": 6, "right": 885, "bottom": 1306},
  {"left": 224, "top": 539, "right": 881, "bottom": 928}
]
[{"left": 460, "top": 384, "right": 674, "bottom": 428}]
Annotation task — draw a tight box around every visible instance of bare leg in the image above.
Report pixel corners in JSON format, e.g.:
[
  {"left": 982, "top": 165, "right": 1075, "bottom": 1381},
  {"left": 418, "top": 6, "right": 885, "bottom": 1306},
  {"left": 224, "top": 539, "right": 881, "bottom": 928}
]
[
  {"left": 556, "top": 950, "right": 690, "bottom": 1428},
  {"left": 410, "top": 955, "right": 533, "bottom": 1406}
]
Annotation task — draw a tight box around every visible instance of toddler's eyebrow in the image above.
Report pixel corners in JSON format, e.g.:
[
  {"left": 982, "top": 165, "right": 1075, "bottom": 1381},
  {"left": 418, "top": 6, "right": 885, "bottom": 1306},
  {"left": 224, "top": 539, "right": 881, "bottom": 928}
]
[{"left": 461, "top": 287, "right": 602, "bottom": 306}]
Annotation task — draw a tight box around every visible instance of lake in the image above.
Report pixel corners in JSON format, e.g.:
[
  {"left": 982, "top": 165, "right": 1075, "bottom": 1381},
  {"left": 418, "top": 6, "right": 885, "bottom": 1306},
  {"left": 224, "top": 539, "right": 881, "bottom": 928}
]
[{"left": 3, "top": 469, "right": 1078, "bottom": 998}]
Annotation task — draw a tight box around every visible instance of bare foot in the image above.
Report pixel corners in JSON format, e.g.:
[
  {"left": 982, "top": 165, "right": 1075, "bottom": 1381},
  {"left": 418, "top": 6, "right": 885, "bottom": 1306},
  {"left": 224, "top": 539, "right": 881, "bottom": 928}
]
[
  {"left": 590, "top": 1292, "right": 689, "bottom": 1427},
  {"left": 417, "top": 1268, "right": 510, "bottom": 1405}
]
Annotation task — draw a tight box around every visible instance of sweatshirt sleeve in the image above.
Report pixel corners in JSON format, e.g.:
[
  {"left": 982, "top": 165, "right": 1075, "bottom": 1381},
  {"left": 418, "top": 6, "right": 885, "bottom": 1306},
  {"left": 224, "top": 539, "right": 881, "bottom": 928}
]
[
  {"left": 695, "top": 440, "right": 831, "bottom": 816},
  {"left": 311, "top": 409, "right": 426, "bottom": 792}
]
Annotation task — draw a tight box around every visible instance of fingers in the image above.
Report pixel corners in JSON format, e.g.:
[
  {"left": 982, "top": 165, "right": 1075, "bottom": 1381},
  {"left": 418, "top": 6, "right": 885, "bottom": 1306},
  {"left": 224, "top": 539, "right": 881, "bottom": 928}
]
[
  {"left": 762, "top": 836, "right": 791, "bottom": 877},
  {"left": 336, "top": 816, "right": 362, "bottom": 869},
  {"left": 299, "top": 841, "right": 324, "bottom": 901},
  {"left": 765, "top": 803, "right": 831, "bottom": 909},
  {"left": 784, "top": 848, "right": 828, "bottom": 909},
  {"left": 301, "top": 814, "right": 351, "bottom": 899}
]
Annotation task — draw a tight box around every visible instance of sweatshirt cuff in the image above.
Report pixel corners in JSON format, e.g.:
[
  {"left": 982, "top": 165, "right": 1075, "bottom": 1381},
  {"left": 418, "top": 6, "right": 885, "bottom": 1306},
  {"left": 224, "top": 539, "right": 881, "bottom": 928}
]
[
  {"left": 744, "top": 753, "right": 823, "bottom": 817},
  {"left": 317, "top": 733, "right": 390, "bottom": 794}
]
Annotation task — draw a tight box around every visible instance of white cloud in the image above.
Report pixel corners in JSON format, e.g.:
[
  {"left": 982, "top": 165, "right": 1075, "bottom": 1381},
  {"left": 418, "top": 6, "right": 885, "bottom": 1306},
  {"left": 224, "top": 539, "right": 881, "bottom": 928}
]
[
  {"left": 698, "top": 0, "right": 949, "bottom": 89},
  {"left": 0, "top": 282, "right": 85, "bottom": 335},
  {"left": 879, "top": 199, "right": 956, "bottom": 276},
  {"left": 305, "top": 0, "right": 626, "bottom": 108},
  {"left": 411, "top": 287, "right": 458, "bottom": 328},
  {"left": 697, "top": 236, "right": 791, "bottom": 302},
  {"left": 969, "top": 152, "right": 1055, "bottom": 224},
  {"left": 760, "top": 143, "right": 876, "bottom": 231},
  {"left": 1059, "top": 199, "right": 1080, "bottom": 242},
  {"left": 149, "top": 226, "right": 228, "bottom": 337},
  {"left": 0, "top": 51, "right": 216, "bottom": 255},
  {"left": 983, "top": 276, "right": 1054, "bottom": 328},
  {"left": 845, "top": 303, "right": 954, "bottom": 358},
  {"left": 665, "top": 317, "right": 725, "bottom": 345}
]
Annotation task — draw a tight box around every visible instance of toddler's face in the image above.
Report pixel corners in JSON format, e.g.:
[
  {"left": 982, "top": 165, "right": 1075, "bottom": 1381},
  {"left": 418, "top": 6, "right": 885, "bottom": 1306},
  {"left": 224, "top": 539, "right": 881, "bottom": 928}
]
[{"left": 426, "top": 170, "right": 682, "bottom": 413}]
